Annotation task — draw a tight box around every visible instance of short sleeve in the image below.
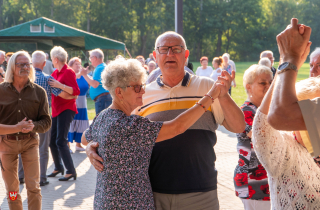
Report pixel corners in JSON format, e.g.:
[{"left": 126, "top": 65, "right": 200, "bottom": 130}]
[
  {"left": 93, "top": 66, "right": 103, "bottom": 83},
  {"left": 298, "top": 98, "right": 320, "bottom": 157},
  {"left": 128, "top": 115, "right": 163, "bottom": 145},
  {"left": 85, "top": 114, "right": 101, "bottom": 143},
  {"left": 48, "top": 76, "right": 62, "bottom": 96}
]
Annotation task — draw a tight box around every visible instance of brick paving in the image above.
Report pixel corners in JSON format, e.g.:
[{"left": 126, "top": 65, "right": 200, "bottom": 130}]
[{"left": 0, "top": 125, "right": 243, "bottom": 210}]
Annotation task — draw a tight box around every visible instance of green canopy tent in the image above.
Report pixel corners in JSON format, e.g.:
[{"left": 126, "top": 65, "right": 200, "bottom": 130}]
[{"left": 0, "top": 17, "right": 126, "bottom": 56}]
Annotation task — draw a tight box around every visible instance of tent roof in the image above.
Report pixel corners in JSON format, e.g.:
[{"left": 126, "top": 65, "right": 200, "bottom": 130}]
[{"left": 0, "top": 17, "right": 125, "bottom": 51}]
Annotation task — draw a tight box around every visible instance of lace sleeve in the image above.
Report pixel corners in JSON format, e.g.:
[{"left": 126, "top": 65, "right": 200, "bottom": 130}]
[{"left": 252, "top": 110, "right": 289, "bottom": 177}]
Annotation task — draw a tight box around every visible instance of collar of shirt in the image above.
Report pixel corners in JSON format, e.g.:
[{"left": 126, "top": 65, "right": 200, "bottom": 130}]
[
  {"left": 3, "top": 79, "right": 34, "bottom": 90},
  {"left": 35, "top": 67, "right": 43, "bottom": 72},
  {"left": 56, "top": 64, "right": 67, "bottom": 75},
  {"left": 156, "top": 71, "right": 191, "bottom": 88}
]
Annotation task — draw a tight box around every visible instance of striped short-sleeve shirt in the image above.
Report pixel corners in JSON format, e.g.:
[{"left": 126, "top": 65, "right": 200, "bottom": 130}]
[{"left": 134, "top": 71, "right": 224, "bottom": 194}]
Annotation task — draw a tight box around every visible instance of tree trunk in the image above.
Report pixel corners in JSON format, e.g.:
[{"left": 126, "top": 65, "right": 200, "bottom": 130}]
[{"left": 216, "top": 30, "right": 222, "bottom": 56}]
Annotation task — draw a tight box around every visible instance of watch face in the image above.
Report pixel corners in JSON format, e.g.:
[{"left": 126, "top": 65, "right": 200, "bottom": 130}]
[{"left": 278, "top": 62, "right": 289, "bottom": 71}]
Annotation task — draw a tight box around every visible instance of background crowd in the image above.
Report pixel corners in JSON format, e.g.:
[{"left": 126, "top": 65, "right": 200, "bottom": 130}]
[{"left": 1, "top": 18, "right": 320, "bottom": 210}]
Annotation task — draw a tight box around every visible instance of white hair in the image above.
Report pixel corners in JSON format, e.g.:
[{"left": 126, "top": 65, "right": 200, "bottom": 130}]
[
  {"left": 89, "top": 48, "right": 104, "bottom": 60},
  {"left": 260, "top": 50, "right": 273, "bottom": 58},
  {"left": 32, "top": 51, "right": 46, "bottom": 65},
  {"left": 154, "top": 31, "right": 187, "bottom": 50},
  {"left": 0, "top": 50, "right": 5, "bottom": 57},
  {"left": 222, "top": 54, "right": 229, "bottom": 63},
  {"left": 243, "top": 64, "right": 273, "bottom": 95},
  {"left": 5, "top": 51, "right": 35, "bottom": 83},
  {"left": 310, "top": 48, "right": 320, "bottom": 61},
  {"left": 50, "top": 46, "right": 68, "bottom": 63},
  {"left": 148, "top": 61, "right": 156, "bottom": 66},
  {"left": 222, "top": 53, "right": 230, "bottom": 58},
  {"left": 258, "top": 57, "right": 272, "bottom": 68},
  {"left": 101, "top": 58, "right": 147, "bottom": 98}
]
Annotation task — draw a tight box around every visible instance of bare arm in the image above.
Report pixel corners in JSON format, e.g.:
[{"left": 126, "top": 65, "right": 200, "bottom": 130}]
[
  {"left": 80, "top": 67, "right": 99, "bottom": 88},
  {"left": 58, "top": 91, "right": 78, "bottom": 100},
  {"left": 81, "top": 132, "right": 88, "bottom": 146},
  {"left": 218, "top": 70, "right": 245, "bottom": 133},
  {"left": 156, "top": 83, "right": 221, "bottom": 142},
  {"left": 268, "top": 18, "right": 312, "bottom": 130}
]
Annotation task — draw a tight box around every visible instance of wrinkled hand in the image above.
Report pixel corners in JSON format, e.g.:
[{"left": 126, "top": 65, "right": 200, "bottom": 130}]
[
  {"left": 79, "top": 67, "right": 89, "bottom": 76},
  {"left": 216, "top": 70, "right": 235, "bottom": 98},
  {"left": 48, "top": 78, "right": 63, "bottom": 89},
  {"left": 17, "top": 118, "right": 34, "bottom": 133},
  {"left": 277, "top": 18, "right": 312, "bottom": 69},
  {"left": 86, "top": 142, "right": 104, "bottom": 172}
]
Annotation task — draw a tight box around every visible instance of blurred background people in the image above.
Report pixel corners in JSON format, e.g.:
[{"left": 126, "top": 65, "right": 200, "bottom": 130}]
[
  {"left": 80, "top": 49, "right": 111, "bottom": 115},
  {"left": 258, "top": 57, "right": 272, "bottom": 68},
  {"left": 222, "top": 54, "right": 236, "bottom": 95},
  {"left": 260, "top": 50, "right": 276, "bottom": 77},
  {"left": 147, "top": 61, "right": 156, "bottom": 74},
  {"left": 235, "top": 64, "right": 272, "bottom": 210},
  {"left": 47, "top": 46, "right": 80, "bottom": 181},
  {"left": 43, "top": 52, "right": 54, "bottom": 75},
  {"left": 210, "top": 57, "right": 223, "bottom": 81},
  {"left": 195, "top": 56, "right": 213, "bottom": 77},
  {"left": 145, "top": 53, "right": 155, "bottom": 64},
  {"left": 309, "top": 47, "right": 320, "bottom": 77},
  {"left": 67, "top": 57, "right": 89, "bottom": 152}
]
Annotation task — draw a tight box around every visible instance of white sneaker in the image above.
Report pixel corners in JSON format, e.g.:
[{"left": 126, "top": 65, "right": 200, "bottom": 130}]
[{"left": 75, "top": 146, "right": 85, "bottom": 151}]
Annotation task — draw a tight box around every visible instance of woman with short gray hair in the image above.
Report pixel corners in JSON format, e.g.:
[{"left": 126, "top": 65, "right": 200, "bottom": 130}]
[
  {"left": 47, "top": 46, "right": 80, "bottom": 181},
  {"left": 234, "top": 64, "right": 273, "bottom": 210},
  {"left": 82, "top": 58, "right": 223, "bottom": 209}
]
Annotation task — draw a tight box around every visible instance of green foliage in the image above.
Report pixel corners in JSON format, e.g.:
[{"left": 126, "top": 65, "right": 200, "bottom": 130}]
[{"left": 0, "top": 0, "right": 317, "bottom": 61}]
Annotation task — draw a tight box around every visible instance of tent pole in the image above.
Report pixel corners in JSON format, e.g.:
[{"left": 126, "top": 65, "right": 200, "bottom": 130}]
[{"left": 81, "top": 50, "right": 88, "bottom": 62}]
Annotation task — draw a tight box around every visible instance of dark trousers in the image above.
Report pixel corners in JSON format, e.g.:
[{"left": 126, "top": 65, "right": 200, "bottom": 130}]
[
  {"left": 50, "top": 109, "right": 76, "bottom": 175},
  {"left": 95, "top": 94, "right": 112, "bottom": 115}
]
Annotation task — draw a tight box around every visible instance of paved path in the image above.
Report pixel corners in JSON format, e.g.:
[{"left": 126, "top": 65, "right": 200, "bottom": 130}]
[{"left": 0, "top": 126, "right": 244, "bottom": 210}]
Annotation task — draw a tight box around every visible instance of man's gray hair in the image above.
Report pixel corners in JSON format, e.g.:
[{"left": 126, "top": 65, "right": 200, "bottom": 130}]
[
  {"left": 243, "top": 64, "right": 272, "bottom": 95},
  {"left": 310, "top": 48, "right": 320, "bottom": 61},
  {"left": 5, "top": 51, "right": 35, "bottom": 83},
  {"left": 50, "top": 46, "right": 68, "bottom": 63},
  {"left": 89, "top": 48, "right": 104, "bottom": 60},
  {"left": 154, "top": 31, "right": 187, "bottom": 50},
  {"left": 101, "top": 58, "right": 147, "bottom": 99},
  {"left": 0, "top": 50, "right": 5, "bottom": 57},
  {"left": 258, "top": 57, "right": 272, "bottom": 68},
  {"left": 260, "top": 50, "right": 273, "bottom": 58},
  {"left": 32, "top": 51, "right": 46, "bottom": 65}
]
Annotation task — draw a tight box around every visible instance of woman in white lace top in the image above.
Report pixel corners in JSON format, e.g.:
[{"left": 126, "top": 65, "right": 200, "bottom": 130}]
[{"left": 252, "top": 76, "right": 320, "bottom": 210}]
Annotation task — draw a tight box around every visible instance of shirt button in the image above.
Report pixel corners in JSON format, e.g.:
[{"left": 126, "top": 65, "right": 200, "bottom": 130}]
[
  {"left": 19, "top": 98, "right": 21, "bottom": 100},
  {"left": 18, "top": 110, "right": 20, "bottom": 112}
]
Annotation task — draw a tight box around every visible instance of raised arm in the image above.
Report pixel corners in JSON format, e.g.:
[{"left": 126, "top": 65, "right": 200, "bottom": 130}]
[
  {"left": 218, "top": 70, "right": 245, "bottom": 133},
  {"left": 80, "top": 67, "right": 99, "bottom": 88},
  {"left": 268, "top": 18, "right": 312, "bottom": 131},
  {"left": 156, "top": 81, "right": 221, "bottom": 142}
]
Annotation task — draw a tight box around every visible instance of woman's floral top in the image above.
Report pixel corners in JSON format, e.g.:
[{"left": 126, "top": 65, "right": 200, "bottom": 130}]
[
  {"left": 85, "top": 108, "right": 163, "bottom": 209},
  {"left": 234, "top": 101, "right": 270, "bottom": 200}
]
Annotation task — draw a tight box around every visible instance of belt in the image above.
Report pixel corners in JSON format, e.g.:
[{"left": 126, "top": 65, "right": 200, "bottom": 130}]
[
  {"left": 6, "top": 133, "right": 34, "bottom": 141},
  {"left": 93, "top": 92, "right": 110, "bottom": 102}
]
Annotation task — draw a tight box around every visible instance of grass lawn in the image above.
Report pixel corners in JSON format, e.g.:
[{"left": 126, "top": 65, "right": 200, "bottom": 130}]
[{"left": 86, "top": 62, "right": 310, "bottom": 120}]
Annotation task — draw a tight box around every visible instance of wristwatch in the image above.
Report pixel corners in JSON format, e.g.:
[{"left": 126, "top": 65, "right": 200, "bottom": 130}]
[{"left": 277, "top": 62, "right": 298, "bottom": 74}]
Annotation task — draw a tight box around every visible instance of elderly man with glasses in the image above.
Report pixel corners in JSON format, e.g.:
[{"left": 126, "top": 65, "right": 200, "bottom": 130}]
[
  {"left": 80, "top": 48, "right": 111, "bottom": 115},
  {"left": 86, "top": 31, "right": 245, "bottom": 209},
  {"left": 0, "top": 51, "right": 51, "bottom": 210}
]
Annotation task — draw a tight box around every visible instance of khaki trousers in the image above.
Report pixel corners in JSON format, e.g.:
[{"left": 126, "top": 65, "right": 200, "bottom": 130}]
[
  {"left": 153, "top": 190, "right": 219, "bottom": 210},
  {"left": 0, "top": 134, "right": 41, "bottom": 210}
]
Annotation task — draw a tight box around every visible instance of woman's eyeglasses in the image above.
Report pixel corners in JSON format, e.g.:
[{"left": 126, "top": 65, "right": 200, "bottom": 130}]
[{"left": 126, "top": 84, "right": 146, "bottom": 93}]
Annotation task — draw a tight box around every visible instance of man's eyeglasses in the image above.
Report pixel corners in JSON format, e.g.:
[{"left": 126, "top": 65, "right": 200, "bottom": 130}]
[
  {"left": 15, "top": 63, "right": 32, "bottom": 68},
  {"left": 126, "top": 84, "right": 146, "bottom": 93},
  {"left": 157, "top": 45, "right": 184, "bottom": 54}
]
